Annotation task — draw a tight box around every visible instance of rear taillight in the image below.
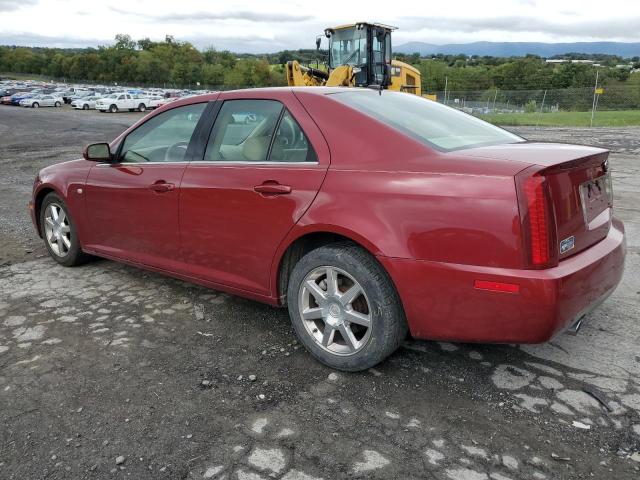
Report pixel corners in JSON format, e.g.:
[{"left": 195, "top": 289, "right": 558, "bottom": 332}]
[
  {"left": 516, "top": 168, "right": 558, "bottom": 269},
  {"left": 524, "top": 175, "right": 550, "bottom": 266}
]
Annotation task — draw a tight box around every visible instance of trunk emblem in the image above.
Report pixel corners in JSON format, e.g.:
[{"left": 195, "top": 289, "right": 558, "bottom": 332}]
[{"left": 560, "top": 236, "right": 575, "bottom": 254}]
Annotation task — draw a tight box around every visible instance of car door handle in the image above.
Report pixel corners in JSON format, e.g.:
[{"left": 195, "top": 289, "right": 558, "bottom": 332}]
[
  {"left": 149, "top": 181, "right": 175, "bottom": 193},
  {"left": 253, "top": 183, "right": 292, "bottom": 195}
]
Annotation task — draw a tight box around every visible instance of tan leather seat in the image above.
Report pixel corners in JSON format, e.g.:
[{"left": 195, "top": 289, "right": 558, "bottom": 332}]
[{"left": 242, "top": 136, "right": 271, "bottom": 161}]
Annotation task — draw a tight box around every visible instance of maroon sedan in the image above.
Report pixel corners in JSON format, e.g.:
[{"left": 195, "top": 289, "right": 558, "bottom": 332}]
[{"left": 29, "top": 88, "right": 626, "bottom": 371}]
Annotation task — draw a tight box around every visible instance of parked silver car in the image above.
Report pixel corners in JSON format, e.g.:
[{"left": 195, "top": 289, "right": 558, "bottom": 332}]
[
  {"left": 71, "top": 95, "right": 99, "bottom": 110},
  {"left": 20, "top": 95, "right": 63, "bottom": 108}
]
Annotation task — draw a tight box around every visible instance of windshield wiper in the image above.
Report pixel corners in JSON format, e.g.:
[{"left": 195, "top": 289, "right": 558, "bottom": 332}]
[{"left": 340, "top": 49, "right": 361, "bottom": 66}]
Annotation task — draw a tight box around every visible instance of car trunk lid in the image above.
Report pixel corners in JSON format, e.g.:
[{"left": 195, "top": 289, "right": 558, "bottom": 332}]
[
  {"left": 459, "top": 142, "right": 612, "bottom": 264},
  {"left": 541, "top": 149, "right": 612, "bottom": 261}
]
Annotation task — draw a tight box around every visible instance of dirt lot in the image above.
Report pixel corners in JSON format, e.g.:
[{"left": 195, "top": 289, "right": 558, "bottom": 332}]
[{"left": 0, "top": 105, "right": 639, "bottom": 480}]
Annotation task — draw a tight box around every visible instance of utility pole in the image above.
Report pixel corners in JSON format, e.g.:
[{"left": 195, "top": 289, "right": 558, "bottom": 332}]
[
  {"left": 536, "top": 89, "right": 547, "bottom": 128},
  {"left": 590, "top": 68, "right": 599, "bottom": 127},
  {"left": 444, "top": 76, "right": 448, "bottom": 105}
]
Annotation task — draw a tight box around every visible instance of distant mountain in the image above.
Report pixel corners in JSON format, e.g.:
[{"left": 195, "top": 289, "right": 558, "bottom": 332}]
[{"left": 394, "top": 41, "right": 640, "bottom": 58}]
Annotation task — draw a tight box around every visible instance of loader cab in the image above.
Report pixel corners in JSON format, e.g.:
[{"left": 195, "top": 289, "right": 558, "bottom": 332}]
[{"left": 325, "top": 23, "right": 393, "bottom": 88}]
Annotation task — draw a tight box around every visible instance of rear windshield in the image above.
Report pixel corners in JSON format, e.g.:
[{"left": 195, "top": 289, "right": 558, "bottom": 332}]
[{"left": 331, "top": 90, "right": 523, "bottom": 151}]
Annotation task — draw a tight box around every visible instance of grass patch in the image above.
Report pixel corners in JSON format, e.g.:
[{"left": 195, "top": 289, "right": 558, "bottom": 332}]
[{"left": 479, "top": 110, "right": 640, "bottom": 127}]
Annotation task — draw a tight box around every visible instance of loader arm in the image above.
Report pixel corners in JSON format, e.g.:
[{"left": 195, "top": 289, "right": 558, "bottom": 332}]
[
  {"left": 286, "top": 61, "right": 355, "bottom": 88},
  {"left": 286, "top": 61, "right": 328, "bottom": 87}
]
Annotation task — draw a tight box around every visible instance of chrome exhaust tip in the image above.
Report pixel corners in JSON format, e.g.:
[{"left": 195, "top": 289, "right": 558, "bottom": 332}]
[{"left": 566, "top": 316, "right": 584, "bottom": 336}]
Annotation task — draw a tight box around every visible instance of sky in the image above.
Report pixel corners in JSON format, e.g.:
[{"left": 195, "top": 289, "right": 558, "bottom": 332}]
[{"left": 1, "top": 0, "right": 640, "bottom": 52}]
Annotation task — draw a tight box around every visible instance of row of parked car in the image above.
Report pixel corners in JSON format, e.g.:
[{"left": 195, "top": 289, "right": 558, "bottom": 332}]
[{"left": 0, "top": 79, "right": 208, "bottom": 112}]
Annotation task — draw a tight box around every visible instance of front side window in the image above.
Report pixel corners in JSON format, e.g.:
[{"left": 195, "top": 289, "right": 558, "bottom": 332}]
[
  {"left": 332, "top": 91, "right": 523, "bottom": 151},
  {"left": 119, "top": 102, "right": 206, "bottom": 163}
]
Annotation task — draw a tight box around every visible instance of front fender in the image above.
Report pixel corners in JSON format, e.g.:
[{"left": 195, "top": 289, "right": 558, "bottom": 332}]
[{"left": 31, "top": 159, "right": 93, "bottom": 245}]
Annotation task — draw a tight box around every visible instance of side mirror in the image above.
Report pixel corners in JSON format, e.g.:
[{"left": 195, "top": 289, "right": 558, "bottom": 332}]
[
  {"left": 83, "top": 142, "right": 111, "bottom": 162},
  {"left": 315, "top": 36, "right": 322, "bottom": 50}
]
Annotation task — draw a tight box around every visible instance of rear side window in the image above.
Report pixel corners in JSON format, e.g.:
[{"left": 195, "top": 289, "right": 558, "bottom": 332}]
[
  {"left": 332, "top": 90, "right": 523, "bottom": 151},
  {"left": 204, "top": 100, "right": 282, "bottom": 162},
  {"left": 270, "top": 110, "right": 317, "bottom": 163},
  {"left": 203, "top": 99, "right": 316, "bottom": 163}
]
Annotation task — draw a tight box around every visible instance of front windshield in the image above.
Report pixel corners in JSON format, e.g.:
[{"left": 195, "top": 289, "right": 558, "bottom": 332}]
[
  {"left": 330, "top": 27, "right": 367, "bottom": 68},
  {"left": 332, "top": 90, "right": 524, "bottom": 152}
]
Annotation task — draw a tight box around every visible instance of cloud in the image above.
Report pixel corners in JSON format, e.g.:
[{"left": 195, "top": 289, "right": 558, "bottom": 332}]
[
  {"left": 109, "top": 7, "right": 312, "bottom": 23},
  {"left": 401, "top": 15, "right": 640, "bottom": 40},
  {"left": 0, "top": 0, "right": 37, "bottom": 12},
  {"left": 0, "top": 31, "right": 311, "bottom": 54},
  {"left": 0, "top": 33, "right": 107, "bottom": 48}
]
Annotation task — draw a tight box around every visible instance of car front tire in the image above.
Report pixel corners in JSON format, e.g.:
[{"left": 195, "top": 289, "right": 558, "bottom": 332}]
[
  {"left": 40, "top": 192, "right": 90, "bottom": 267},
  {"left": 109, "top": 104, "right": 117, "bottom": 113},
  {"left": 287, "top": 243, "right": 407, "bottom": 371},
  {"left": 138, "top": 103, "right": 146, "bottom": 112},
  {"left": 32, "top": 102, "right": 39, "bottom": 108}
]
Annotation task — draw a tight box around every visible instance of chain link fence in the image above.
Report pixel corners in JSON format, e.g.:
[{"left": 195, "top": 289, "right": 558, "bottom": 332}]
[{"left": 432, "top": 85, "right": 640, "bottom": 115}]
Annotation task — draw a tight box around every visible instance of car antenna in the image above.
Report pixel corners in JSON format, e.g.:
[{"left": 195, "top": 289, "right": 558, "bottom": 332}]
[{"left": 367, "top": 84, "right": 384, "bottom": 96}]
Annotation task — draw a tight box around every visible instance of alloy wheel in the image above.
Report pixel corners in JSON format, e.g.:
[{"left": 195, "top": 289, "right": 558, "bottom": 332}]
[
  {"left": 298, "top": 266, "right": 372, "bottom": 356},
  {"left": 44, "top": 203, "right": 71, "bottom": 257}
]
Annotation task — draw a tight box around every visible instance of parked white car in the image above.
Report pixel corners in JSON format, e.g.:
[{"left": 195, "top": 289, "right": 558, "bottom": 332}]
[
  {"left": 146, "top": 96, "right": 167, "bottom": 109},
  {"left": 71, "top": 97, "right": 98, "bottom": 110},
  {"left": 20, "top": 95, "right": 63, "bottom": 108},
  {"left": 95, "top": 93, "right": 150, "bottom": 113}
]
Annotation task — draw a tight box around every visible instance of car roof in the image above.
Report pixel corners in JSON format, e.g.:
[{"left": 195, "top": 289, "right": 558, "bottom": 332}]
[{"left": 171, "top": 86, "right": 371, "bottom": 104}]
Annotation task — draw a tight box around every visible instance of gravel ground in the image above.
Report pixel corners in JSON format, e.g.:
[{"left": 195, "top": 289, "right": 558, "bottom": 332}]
[{"left": 0, "top": 105, "right": 639, "bottom": 480}]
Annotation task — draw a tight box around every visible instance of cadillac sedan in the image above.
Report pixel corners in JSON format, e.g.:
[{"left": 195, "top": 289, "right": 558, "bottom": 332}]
[{"left": 29, "top": 88, "right": 626, "bottom": 371}]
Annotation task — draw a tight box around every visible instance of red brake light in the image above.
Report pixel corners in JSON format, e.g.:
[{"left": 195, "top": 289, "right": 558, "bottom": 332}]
[
  {"left": 524, "top": 175, "right": 550, "bottom": 266},
  {"left": 515, "top": 168, "right": 557, "bottom": 269}
]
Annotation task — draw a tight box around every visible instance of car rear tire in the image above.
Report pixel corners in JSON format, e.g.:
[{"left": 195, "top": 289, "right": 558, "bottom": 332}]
[
  {"left": 83, "top": 104, "right": 89, "bottom": 110},
  {"left": 54, "top": 101, "right": 61, "bottom": 107},
  {"left": 287, "top": 243, "right": 407, "bottom": 371},
  {"left": 40, "top": 192, "right": 90, "bottom": 267},
  {"left": 138, "top": 103, "right": 146, "bottom": 112},
  {"left": 109, "top": 104, "right": 117, "bottom": 113},
  {"left": 32, "top": 102, "right": 39, "bottom": 108}
]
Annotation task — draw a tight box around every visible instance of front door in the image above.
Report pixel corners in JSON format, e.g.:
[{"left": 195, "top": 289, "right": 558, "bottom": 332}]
[
  {"left": 83, "top": 101, "right": 208, "bottom": 271},
  {"left": 179, "top": 91, "right": 330, "bottom": 296}
]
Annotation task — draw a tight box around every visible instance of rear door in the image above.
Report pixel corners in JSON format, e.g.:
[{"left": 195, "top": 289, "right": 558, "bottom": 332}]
[
  {"left": 179, "top": 90, "right": 330, "bottom": 296},
  {"left": 83, "top": 101, "right": 209, "bottom": 270}
]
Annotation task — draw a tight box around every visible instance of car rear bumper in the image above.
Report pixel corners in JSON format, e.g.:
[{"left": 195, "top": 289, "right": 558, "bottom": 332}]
[{"left": 379, "top": 218, "right": 626, "bottom": 343}]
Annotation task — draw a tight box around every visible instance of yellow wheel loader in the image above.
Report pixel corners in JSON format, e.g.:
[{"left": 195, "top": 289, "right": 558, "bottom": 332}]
[{"left": 286, "top": 22, "right": 422, "bottom": 95}]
